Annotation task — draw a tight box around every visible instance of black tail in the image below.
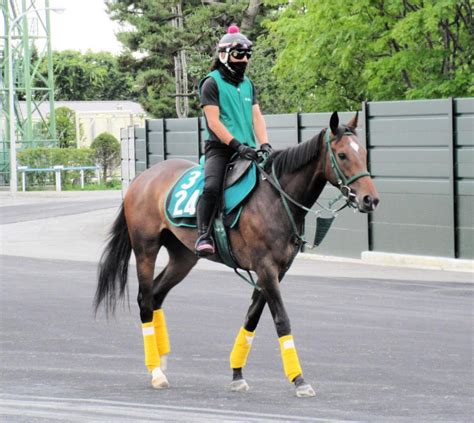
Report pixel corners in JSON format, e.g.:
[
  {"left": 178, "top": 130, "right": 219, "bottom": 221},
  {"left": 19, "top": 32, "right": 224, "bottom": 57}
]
[{"left": 94, "top": 203, "right": 132, "bottom": 316}]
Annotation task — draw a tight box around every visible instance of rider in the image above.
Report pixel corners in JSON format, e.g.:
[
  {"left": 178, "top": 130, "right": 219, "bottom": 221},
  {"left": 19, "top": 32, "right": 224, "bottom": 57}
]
[{"left": 195, "top": 25, "right": 272, "bottom": 256}]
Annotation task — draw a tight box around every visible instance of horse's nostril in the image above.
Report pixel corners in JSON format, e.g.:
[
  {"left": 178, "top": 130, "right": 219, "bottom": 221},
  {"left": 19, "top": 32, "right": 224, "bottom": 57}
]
[
  {"left": 373, "top": 198, "right": 380, "bottom": 207},
  {"left": 363, "top": 195, "right": 372, "bottom": 205}
]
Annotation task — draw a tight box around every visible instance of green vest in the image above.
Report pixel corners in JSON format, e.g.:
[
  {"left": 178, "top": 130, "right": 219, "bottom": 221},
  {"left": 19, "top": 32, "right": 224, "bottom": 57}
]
[{"left": 199, "top": 69, "right": 256, "bottom": 148}]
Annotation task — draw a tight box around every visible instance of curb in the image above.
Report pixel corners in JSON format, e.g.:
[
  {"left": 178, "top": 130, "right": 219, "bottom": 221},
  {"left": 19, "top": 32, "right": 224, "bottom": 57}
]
[
  {"left": 298, "top": 252, "right": 362, "bottom": 264},
  {"left": 361, "top": 251, "right": 474, "bottom": 274},
  {"left": 299, "top": 251, "right": 474, "bottom": 274}
]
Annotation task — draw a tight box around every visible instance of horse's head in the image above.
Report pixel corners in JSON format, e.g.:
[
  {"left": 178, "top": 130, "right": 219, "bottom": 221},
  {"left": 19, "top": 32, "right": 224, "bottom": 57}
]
[{"left": 324, "top": 111, "right": 380, "bottom": 213}]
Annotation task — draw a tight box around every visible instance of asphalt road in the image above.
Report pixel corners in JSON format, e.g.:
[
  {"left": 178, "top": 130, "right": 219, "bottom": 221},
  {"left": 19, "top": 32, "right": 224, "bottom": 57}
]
[
  {"left": 1, "top": 254, "right": 473, "bottom": 422},
  {"left": 0, "top": 191, "right": 473, "bottom": 422},
  {"left": 0, "top": 197, "right": 120, "bottom": 224}
]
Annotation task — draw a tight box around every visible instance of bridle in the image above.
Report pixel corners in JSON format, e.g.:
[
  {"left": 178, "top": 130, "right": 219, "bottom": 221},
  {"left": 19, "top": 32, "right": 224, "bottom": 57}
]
[
  {"left": 323, "top": 129, "right": 371, "bottom": 207},
  {"left": 254, "top": 127, "right": 372, "bottom": 248}
]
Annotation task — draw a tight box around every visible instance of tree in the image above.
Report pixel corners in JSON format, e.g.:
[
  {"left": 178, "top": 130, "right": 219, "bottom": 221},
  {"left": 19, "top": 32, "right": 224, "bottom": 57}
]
[
  {"left": 91, "top": 132, "right": 121, "bottom": 182},
  {"left": 264, "top": 0, "right": 473, "bottom": 111},
  {"left": 41, "top": 106, "right": 80, "bottom": 148},
  {"left": 246, "top": 28, "right": 295, "bottom": 114},
  {"left": 37, "top": 50, "right": 135, "bottom": 101},
  {"left": 106, "top": 0, "right": 277, "bottom": 117}
]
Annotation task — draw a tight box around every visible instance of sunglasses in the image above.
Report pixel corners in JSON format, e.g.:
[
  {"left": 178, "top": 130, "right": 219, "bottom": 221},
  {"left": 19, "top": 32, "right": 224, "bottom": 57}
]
[{"left": 230, "top": 49, "right": 252, "bottom": 60}]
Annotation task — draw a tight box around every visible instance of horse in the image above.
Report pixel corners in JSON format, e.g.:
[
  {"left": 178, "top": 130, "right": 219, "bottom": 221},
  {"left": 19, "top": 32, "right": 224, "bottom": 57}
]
[{"left": 94, "top": 111, "right": 379, "bottom": 398}]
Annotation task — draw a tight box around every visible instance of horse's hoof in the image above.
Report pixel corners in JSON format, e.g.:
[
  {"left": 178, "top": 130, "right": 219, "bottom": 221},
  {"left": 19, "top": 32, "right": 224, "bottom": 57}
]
[
  {"left": 295, "top": 383, "right": 316, "bottom": 397},
  {"left": 151, "top": 367, "right": 170, "bottom": 389},
  {"left": 230, "top": 378, "right": 249, "bottom": 392}
]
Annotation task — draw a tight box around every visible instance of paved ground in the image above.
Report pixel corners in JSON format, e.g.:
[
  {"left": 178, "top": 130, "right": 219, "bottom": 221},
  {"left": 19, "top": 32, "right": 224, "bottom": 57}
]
[{"left": 0, "top": 191, "right": 473, "bottom": 422}]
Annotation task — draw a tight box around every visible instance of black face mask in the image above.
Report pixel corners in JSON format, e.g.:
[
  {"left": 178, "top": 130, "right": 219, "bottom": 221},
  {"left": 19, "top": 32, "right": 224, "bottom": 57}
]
[
  {"left": 218, "top": 60, "right": 248, "bottom": 85},
  {"left": 228, "top": 60, "right": 248, "bottom": 76}
]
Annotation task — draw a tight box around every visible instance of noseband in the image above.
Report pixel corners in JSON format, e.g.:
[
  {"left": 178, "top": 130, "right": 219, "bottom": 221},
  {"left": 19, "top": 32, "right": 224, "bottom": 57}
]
[{"left": 323, "top": 129, "right": 371, "bottom": 207}]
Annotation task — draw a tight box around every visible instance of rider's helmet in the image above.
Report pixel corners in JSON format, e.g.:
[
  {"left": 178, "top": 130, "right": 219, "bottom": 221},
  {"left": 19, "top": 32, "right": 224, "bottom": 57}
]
[{"left": 217, "top": 25, "right": 252, "bottom": 63}]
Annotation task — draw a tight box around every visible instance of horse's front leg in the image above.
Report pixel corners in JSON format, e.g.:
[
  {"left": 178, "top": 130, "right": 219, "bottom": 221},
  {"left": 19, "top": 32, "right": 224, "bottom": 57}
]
[
  {"left": 229, "top": 269, "right": 288, "bottom": 392},
  {"left": 259, "top": 268, "right": 316, "bottom": 398},
  {"left": 229, "top": 288, "right": 266, "bottom": 392}
]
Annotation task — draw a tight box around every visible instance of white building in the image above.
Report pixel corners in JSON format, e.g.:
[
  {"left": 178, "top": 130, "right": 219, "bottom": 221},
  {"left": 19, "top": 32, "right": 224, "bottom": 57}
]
[{"left": 19, "top": 100, "right": 146, "bottom": 147}]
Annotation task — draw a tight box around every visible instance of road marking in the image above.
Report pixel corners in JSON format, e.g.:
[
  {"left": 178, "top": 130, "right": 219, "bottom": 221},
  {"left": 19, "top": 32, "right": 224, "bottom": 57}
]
[{"left": 0, "top": 394, "right": 361, "bottom": 422}]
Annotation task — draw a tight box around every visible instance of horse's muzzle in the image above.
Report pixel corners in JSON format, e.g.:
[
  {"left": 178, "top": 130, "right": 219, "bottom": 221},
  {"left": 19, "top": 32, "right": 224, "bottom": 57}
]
[
  {"left": 342, "top": 185, "right": 379, "bottom": 213},
  {"left": 359, "top": 194, "right": 379, "bottom": 213}
]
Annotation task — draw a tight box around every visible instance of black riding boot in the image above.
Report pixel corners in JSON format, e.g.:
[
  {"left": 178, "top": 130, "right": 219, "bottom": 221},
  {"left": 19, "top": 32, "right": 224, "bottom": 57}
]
[{"left": 195, "top": 193, "right": 216, "bottom": 256}]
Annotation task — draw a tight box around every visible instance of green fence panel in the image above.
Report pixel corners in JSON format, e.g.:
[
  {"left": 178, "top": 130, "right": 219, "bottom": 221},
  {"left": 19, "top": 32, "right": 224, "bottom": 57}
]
[
  {"left": 165, "top": 118, "right": 200, "bottom": 163},
  {"left": 367, "top": 99, "right": 455, "bottom": 258},
  {"left": 147, "top": 119, "right": 165, "bottom": 166},
  {"left": 124, "top": 98, "right": 474, "bottom": 260},
  {"left": 264, "top": 113, "right": 298, "bottom": 149},
  {"left": 120, "top": 127, "right": 130, "bottom": 195},
  {"left": 455, "top": 98, "right": 474, "bottom": 259},
  {"left": 135, "top": 127, "right": 147, "bottom": 175}
]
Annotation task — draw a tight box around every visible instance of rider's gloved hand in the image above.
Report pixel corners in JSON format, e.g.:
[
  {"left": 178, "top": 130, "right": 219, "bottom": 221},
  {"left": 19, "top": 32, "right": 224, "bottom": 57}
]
[
  {"left": 259, "top": 143, "right": 273, "bottom": 155},
  {"left": 229, "top": 138, "right": 258, "bottom": 161}
]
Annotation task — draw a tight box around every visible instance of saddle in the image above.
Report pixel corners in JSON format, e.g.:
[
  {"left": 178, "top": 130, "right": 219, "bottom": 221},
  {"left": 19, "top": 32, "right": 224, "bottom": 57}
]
[
  {"left": 165, "top": 157, "right": 257, "bottom": 229},
  {"left": 225, "top": 158, "right": 253, "bottom": 188}
]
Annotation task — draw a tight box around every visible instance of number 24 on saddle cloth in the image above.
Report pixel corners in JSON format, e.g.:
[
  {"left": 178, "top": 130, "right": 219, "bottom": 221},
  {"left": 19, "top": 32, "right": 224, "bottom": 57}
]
[{"left": 165, "top": 162, "right": 257, "bottom": 228}]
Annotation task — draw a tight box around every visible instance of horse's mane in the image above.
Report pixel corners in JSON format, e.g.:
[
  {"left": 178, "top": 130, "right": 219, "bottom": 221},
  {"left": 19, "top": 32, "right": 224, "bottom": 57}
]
[
  {"left": 266, "top": 125, "right": 357, "bottom": 177},
  {"left": 267, "top": 130, "right": 324, "bottom": 178}
]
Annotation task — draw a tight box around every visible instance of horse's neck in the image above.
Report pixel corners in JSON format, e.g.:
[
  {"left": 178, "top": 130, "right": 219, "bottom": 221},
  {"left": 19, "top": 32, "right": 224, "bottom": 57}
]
[{"left": 279, "top": 162, "right": 327, "bottom": 220}]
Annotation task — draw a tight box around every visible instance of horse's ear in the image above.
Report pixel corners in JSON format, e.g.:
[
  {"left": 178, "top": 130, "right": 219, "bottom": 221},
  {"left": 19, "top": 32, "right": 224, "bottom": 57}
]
[
  {"left": 330, "top": 111, "right": 339, "bottom": 135},
  {"left": 347, "top": 111, "right": 359, "bottom": 129}
]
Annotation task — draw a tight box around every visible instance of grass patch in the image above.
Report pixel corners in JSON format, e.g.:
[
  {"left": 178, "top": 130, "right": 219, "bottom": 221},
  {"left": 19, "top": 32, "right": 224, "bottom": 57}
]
[
  {"left": 23, "top": 179, "right": 121, "bottom": 191},
  {"left": 62, "top": 180, "right": 121, "bottom": 191}
]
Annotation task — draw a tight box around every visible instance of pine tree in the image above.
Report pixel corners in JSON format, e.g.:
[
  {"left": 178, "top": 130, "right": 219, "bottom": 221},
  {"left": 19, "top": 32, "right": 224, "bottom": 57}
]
[{"left": 106, "top": 0, "right": 272, "bottom": 117}]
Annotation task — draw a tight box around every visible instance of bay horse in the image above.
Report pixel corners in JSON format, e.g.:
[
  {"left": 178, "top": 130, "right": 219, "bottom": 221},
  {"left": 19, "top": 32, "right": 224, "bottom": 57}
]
[{"left": 94, "top": 112, "right": 379, "bottom": 397}]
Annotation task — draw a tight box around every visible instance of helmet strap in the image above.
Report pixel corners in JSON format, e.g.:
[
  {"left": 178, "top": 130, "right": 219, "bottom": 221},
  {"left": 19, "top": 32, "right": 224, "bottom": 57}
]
[
  {"left": 219, "top": 50, "right": 236, "bottom": 74},
  {"left": 219, "top": 50, "right": 229, "bottom": 64}
]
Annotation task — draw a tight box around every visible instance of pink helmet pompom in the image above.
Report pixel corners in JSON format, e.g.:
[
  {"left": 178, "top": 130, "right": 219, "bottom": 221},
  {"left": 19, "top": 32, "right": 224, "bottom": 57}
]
[{"left": 228, "top": 25, "right": 240, "bottom": 34}]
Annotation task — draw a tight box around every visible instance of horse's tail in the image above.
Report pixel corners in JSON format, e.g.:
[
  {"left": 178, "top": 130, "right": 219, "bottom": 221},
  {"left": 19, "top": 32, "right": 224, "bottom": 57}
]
[{"left": 94, "top": 203, "right": 132, "bottom": 316}]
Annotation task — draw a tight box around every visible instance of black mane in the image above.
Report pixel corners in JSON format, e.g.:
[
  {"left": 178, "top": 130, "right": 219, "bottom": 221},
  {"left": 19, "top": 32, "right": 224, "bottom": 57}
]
[
  {"left": 267, "top": 124, "right": 357, "bottom": 177},
  {"left": 268, "top": 130, "right": 324, "bottom": 177}
]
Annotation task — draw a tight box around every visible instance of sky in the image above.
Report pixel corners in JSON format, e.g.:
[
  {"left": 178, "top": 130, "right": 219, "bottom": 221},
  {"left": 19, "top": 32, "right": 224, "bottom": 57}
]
[{"left": 49, "top": 0, "right": 124, "bottom": 54}]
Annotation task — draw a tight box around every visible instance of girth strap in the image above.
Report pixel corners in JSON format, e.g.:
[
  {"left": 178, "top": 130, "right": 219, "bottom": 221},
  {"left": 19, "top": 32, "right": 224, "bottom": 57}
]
[{"left": 213, "top": 216, "right": 260, "bottom": 291}]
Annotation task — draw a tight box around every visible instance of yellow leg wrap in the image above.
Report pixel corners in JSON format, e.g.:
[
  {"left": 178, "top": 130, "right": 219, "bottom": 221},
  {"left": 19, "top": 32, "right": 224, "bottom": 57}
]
[
  {"left": 230, "top": 327, "right": 255, "bottom": 369},
  {"left": 279, "top": 335, "right": 303, "bottom": 383},
  {"left": 142, "top": 322, "right": 160, "bottom": 371},
  {"left": 153, "top": 309, "right": 170, "bottom": 356}
]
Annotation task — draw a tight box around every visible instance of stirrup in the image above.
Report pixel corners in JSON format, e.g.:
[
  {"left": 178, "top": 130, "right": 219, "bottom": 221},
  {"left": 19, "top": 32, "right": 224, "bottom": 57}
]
[{"left": 195, "top": 234, "right": 215, "bottom": 257}]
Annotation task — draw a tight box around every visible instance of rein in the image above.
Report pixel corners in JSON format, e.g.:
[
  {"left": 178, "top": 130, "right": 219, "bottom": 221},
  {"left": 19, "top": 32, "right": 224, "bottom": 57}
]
[
  {"left": 255, "top": 163, "right": 342, "bottom": 248},
  {"left": 256, "top": 128, "right": 371, "bottom": 249}
]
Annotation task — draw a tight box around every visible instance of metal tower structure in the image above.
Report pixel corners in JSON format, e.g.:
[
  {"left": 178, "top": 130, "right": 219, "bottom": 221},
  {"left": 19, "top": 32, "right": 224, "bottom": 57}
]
[{"left": 0, "top": 0, "right": 57, "bottom": 186}]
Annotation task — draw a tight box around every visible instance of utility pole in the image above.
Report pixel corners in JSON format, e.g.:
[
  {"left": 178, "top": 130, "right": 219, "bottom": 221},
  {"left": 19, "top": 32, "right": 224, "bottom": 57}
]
[{"left": 171, "top": 2, "right": 189, "bottom": 118}]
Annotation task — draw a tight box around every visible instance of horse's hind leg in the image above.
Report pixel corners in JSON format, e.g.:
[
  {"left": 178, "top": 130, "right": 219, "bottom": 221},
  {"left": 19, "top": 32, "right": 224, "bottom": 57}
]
[
  {"left": 134, "top": 235, "right": 171, "bottom": 389},
  {"left": 151, "top": 230, "right": 197, "bottom": 374},
  {"left": 229, "top": 289, "right": 266, "bottom": 392}
]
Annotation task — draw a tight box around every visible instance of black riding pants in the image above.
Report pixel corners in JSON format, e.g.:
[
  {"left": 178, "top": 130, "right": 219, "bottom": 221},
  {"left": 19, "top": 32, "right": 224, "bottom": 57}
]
[{"left": 196, "top": 140, "right": 234, "bottom": 232}]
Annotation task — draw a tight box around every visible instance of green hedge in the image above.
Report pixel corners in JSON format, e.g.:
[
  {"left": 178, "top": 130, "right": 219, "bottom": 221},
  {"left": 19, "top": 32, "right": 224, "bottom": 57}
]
[{"left": 17, "top": 147, "right": 96, "bottom": 187}]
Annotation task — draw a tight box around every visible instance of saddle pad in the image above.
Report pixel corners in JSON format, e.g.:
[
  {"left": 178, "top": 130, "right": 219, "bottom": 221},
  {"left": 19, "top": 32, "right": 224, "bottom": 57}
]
[{"left": 165, "top": 163, "right": 257, "bottom": 228}]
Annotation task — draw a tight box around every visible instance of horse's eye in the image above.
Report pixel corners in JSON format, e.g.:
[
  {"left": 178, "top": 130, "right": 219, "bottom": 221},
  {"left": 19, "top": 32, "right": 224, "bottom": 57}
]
[{"left": 338, "top": 153, "right": 347, "bottom": 160}]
